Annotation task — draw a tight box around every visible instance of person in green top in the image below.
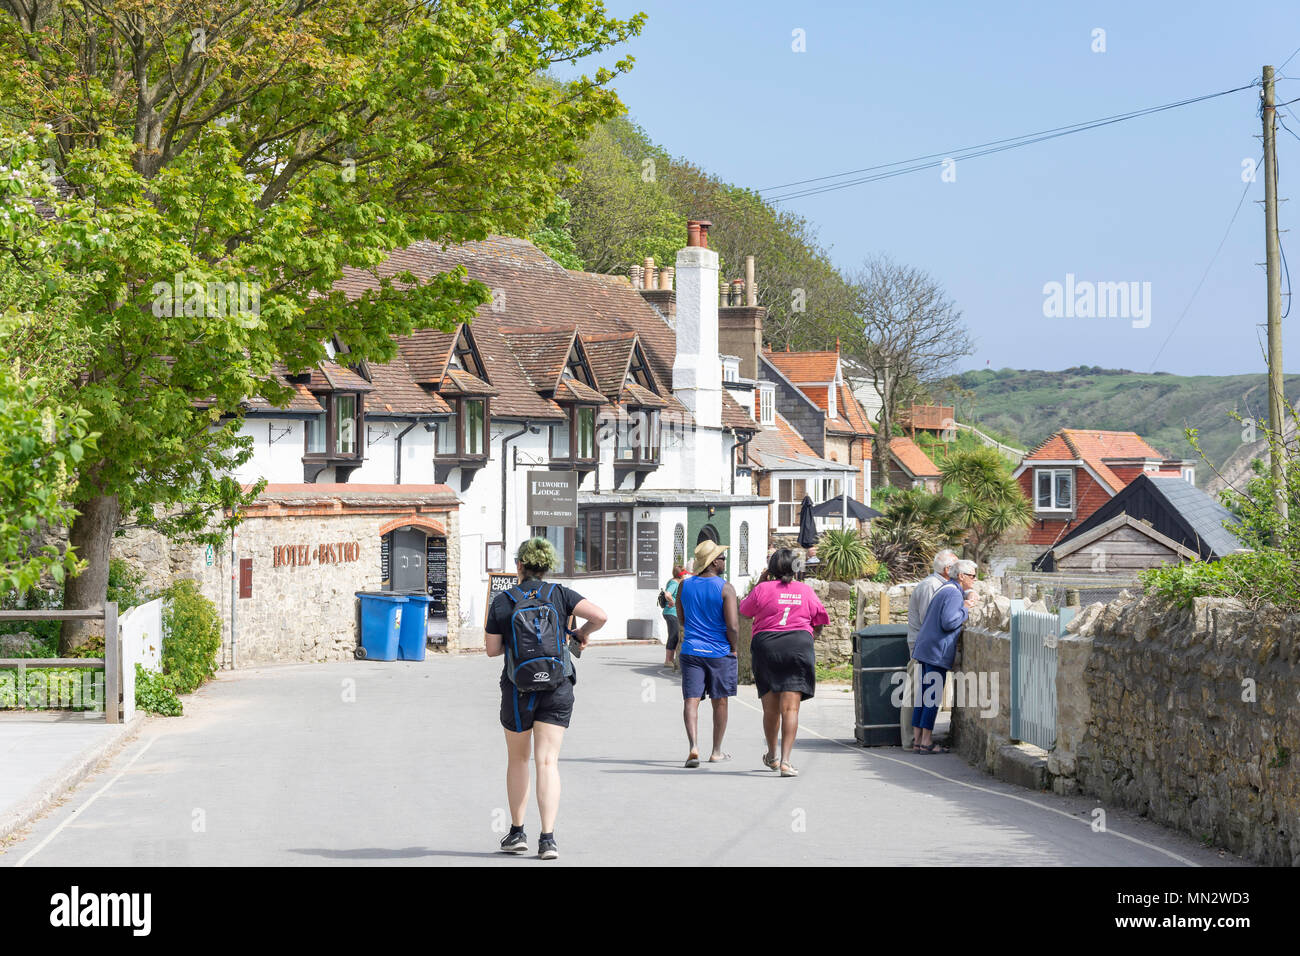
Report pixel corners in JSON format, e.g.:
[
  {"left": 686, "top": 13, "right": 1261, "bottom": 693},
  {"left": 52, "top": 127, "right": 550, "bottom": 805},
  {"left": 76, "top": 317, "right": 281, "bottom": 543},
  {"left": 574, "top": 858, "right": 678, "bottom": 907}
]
[{"left": 661, "top": 566, "right": 687, "bottom": 671}]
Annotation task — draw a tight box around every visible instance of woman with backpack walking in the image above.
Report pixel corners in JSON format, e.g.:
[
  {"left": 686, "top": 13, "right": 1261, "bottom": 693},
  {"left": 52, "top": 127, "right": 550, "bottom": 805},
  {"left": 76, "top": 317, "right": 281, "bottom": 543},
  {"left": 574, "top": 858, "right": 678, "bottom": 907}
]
[{"left": 485, "top": 537, "right": 607, "bottom": 860}]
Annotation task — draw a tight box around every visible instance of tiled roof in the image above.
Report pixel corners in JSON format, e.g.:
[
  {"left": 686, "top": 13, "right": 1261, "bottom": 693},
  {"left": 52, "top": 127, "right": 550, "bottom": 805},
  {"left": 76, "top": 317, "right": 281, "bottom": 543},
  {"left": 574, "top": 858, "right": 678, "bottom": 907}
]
[
  {"left": 554, "top": 377, "right": 608, "bottom": 404},
  {"left": 1146, "top": 476, "right": 1245, "bottom": 558},
  {"left": 763, "top": 349, "right": 839, "bottom": 383},
  {"left": 621, "top": 381, "right": 668, "bottom": 409},
  {"left": 309, "top": 360, "right": 374, "bottom": 392},
  {"left": 395, "top": 328, "right": 457, "bottom": 385},
  {"left": 365, "top": 355, "right": 450, "bottom": 415},
  {"left": 582, "top": 333, "right": 637, "bottom": 396},
  {"left": 890, "top": 436, "right": 941, "bottom": 478},
  {"left": 1025, "top": 428, "right": 1170, "bottom": 493},
  {"left": 439, "top": 367, "right": 498, "bottom": 396},
  {"left": 500, "top": 327, "right": 577, "bottom": 391},
  {"left": 838, "top": 385, "right": 876, "bottom": 437},
  {"left": 334, "top": 238, "right": 697, "bottom": 423},
  {"left": 748, "top": 415, "right": 850, "bottom": 471},
  {"left": 245, "top": 374, "right": 324, "bottom": 413},
  {"left": 722, "top": 391, "right": 756, "bottom": 431}
]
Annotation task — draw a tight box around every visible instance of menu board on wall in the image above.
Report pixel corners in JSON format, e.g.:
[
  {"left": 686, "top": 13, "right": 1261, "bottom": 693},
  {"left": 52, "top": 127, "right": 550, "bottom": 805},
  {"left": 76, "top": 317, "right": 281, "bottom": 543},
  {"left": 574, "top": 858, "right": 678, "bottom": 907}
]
[
  {"left": 636, "top": 522, "right": 659, "bottom": 590},
  {"left": 380, "top": 534, "right": 391, "bottom": 589},
  {"left": 483, "top": 572, "right": 519, "bottom": 627},
  {"left": 426, "top": 537, "right": 448, "bottom": 614}
]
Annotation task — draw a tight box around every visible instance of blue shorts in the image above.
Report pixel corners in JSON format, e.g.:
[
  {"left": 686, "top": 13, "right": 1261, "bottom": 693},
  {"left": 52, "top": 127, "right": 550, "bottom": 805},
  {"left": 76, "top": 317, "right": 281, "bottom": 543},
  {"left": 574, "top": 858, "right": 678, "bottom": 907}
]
[{"left": 680, "top": 654, "right": 738, "bottom": 700}]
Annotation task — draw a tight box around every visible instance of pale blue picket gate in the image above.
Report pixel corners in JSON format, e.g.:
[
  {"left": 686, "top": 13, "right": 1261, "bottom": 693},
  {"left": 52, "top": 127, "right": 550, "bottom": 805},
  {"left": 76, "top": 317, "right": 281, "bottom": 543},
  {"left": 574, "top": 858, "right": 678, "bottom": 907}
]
[{"left": 1008, "top": 601, "right": 1076, "bottom": 750}]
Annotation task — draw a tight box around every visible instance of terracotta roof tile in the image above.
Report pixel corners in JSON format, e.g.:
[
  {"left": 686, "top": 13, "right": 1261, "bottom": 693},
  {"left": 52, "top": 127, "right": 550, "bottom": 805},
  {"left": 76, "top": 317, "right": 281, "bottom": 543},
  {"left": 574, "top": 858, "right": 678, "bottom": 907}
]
[
  {"left": 890, "top": 436, "right": 941, "bottom": 478},
  {"left": 722, "top": 390, "right": 757, "bottom": 431},
  {"left": 439, "top": 367, "right": 498, "bottom": 396},
  {"left": 1025, "top": 428, "right": 1170, "bottom": 494},
  {"left": 500, "top": 327, "right": 577, "bottom": 391},
  {"left": 364, "top": 355, "right": 450, "bottom": 415},
  {"left": 838, "top": 385, "right": 875, "bottom": 436},
  {"left": 763, "top": 349, "right": 840, "bottom": 384}
]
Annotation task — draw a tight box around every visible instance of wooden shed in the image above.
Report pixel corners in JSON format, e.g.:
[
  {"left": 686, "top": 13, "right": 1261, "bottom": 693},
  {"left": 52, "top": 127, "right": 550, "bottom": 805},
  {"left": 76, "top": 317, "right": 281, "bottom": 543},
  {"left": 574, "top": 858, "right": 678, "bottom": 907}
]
[{"left": 1034, "top": 473, "right": 1246, "bottom": 572}]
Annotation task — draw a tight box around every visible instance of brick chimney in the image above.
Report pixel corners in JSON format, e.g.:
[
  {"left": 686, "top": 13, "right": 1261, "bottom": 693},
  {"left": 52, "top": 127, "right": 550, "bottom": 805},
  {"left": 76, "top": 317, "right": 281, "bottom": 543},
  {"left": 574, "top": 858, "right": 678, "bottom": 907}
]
[
  {"left": 673, "top": 219, "right": 722, "bottom": 430},
  {"left": 718, "top": 254, "right": 766, "bottom": 381}
]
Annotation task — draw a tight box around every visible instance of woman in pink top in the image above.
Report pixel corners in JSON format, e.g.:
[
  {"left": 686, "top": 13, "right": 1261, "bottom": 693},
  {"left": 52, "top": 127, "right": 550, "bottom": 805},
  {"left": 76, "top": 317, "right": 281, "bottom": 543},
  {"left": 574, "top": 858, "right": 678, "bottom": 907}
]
[{"left": 738, "top": 548, "right": 829, "bottom": 777}]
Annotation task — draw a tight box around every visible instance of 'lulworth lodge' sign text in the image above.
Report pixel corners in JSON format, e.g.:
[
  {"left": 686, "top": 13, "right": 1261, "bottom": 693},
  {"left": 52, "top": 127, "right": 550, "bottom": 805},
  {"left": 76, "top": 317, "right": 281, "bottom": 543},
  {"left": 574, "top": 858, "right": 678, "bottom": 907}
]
[{"left": 273, "top": 542, "right": 361, "bottom": 568}]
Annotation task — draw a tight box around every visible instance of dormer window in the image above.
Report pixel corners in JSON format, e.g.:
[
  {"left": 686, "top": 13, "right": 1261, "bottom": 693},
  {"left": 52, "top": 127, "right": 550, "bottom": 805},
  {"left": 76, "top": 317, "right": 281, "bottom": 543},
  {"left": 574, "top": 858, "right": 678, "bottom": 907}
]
[
  {"left": 552, "top": 406, "right": 597, "bottom": 463},
  {"left": 758, "top": 383, "right": 775, "bottom": 426},
  {"left": 828, "top": 386, "right": 837, "bottom": 419},
  {"left": 1035, "top": 468, "right": 1073, "bottom": 513}
]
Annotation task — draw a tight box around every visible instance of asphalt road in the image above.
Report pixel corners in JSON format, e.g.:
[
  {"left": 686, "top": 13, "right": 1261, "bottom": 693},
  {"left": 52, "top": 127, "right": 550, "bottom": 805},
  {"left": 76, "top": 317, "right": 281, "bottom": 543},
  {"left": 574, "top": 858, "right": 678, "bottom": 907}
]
[{"left": 2, "top": 645, "right": 1243, "bottom": 866}]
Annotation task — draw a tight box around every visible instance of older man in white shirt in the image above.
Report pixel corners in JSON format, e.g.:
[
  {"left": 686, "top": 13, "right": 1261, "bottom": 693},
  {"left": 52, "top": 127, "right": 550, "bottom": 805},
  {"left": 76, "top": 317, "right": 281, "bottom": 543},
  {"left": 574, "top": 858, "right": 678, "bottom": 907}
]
[{"left": 901, "top": 550, "right": 958, "bottom": 751}]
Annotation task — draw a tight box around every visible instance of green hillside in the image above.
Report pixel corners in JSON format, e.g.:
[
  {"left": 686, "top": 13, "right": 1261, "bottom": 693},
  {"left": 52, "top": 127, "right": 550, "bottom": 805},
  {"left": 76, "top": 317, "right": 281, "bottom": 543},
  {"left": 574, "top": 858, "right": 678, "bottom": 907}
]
[{"left": 938, "top": 367, "right": 1300, "bottom": 486}]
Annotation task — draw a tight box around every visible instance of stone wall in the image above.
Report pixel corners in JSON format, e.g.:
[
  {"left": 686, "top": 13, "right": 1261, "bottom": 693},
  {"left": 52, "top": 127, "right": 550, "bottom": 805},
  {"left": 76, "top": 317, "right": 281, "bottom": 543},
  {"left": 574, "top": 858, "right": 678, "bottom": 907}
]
[
  {"left": 952, "top": 590, "right": 1300, "bottom": 866},
  {"left": 950, "top": 626, "right": 1013, "bottom": 771},
  {"left": 110, "top": 490, "right": 461, "bottom": 666},
  {"left": 1076, "top": 595, "right": 1300, "bottom": 866}
]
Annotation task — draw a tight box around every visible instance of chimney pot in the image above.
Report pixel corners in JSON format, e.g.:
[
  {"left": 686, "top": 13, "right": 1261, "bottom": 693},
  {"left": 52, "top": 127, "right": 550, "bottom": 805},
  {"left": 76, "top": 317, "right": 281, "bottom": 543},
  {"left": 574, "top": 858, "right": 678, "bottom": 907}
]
[
  {"left": 745, "top": 255, "right": 757, "bottom": 306},
  {"left": 697, "top": 220, "right": 712, "bottom": 249},
  {"left": 659, "top": 266, "right": 674, "bottom": 291},
  {"left": 686, "top": 220, "right": 702, "bottom": 247}
]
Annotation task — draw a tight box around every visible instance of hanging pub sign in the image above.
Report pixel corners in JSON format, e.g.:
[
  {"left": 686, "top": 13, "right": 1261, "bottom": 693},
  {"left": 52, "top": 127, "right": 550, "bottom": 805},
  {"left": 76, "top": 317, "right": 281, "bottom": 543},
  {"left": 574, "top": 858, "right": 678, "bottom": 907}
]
[{"left": 526, "top": 471, "right": 579, "bottom": 527}]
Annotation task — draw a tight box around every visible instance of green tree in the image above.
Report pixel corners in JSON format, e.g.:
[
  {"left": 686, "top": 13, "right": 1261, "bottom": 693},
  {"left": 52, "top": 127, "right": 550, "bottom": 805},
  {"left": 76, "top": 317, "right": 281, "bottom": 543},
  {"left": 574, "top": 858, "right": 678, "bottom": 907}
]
[
  {"left": 0, "top": 0, "right": 642, "bottom": 651},
  {"left": 0, "top": 124, "right": 98, "bottom": 595},
  {"left": 939, "top": 447, "right": 1033, "bottom": 565}
]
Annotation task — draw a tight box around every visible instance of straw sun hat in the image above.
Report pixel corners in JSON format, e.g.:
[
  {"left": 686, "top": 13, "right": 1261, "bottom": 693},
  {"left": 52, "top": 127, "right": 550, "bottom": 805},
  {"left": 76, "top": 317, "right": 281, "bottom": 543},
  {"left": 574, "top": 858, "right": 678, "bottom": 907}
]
[{"left": 692, "top": 539, "right": 729, "bottom": 575}]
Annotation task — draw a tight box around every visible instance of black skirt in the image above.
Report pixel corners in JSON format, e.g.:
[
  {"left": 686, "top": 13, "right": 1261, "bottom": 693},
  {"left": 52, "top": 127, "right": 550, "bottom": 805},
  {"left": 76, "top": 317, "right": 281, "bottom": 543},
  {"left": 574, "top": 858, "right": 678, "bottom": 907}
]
[{"left": 751, "top": 629, "right": 816, "bottom": 701}]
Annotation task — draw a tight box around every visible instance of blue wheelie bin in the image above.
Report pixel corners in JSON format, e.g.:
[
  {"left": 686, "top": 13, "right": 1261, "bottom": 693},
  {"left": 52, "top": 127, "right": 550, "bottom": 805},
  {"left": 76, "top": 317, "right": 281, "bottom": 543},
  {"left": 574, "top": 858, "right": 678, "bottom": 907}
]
[
  {"left": 355, "top": 592, "right": 407, "bottom": 661},
  {"left": 397, "top": 592, "right": 433, "bottom": 661}
]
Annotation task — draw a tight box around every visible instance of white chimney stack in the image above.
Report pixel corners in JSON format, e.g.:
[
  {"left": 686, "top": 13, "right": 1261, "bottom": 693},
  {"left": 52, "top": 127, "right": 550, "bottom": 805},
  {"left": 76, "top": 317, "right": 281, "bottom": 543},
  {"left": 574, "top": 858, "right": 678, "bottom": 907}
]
[{"left": 673, "top": 220, "right": 722, "bottom": 432}]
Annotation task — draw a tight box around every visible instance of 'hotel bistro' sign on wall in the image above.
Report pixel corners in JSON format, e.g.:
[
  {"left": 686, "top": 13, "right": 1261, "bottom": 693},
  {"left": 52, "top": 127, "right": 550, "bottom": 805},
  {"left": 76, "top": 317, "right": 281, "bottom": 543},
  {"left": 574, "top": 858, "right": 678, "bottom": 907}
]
[
  {"left": 273, "top": 542, "right": 361, "bottom": 568},
  {"left": 526, "top": 471, "right": 579, "bottom": 527}
]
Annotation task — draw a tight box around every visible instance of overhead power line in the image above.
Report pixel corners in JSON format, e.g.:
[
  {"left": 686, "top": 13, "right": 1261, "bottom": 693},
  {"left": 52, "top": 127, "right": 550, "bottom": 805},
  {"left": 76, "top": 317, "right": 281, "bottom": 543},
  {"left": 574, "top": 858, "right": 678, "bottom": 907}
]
[{"left": 761, "top": 84, "right": 1257, "bottom": 203}]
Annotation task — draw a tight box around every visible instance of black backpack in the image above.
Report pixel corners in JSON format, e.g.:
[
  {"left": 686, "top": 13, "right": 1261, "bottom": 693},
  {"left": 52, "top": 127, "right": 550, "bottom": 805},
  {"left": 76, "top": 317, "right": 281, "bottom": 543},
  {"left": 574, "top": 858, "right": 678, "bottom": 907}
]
[{"left": 503, "top": 583, "right": 569, "bottom": 691}]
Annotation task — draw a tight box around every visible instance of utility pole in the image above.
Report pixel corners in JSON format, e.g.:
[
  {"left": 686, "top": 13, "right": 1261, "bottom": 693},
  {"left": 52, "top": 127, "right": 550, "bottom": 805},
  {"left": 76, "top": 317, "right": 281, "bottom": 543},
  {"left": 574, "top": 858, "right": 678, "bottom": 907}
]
[{"left": 1262, "top": 65, "right": 1289, "bottom": 523}]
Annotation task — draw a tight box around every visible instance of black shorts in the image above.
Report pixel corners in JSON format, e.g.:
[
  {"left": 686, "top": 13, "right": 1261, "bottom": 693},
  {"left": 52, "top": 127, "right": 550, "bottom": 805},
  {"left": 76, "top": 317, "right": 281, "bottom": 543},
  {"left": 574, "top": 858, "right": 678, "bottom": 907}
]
[{"left": 500, "top": 675, "right": 575, "bottom": 732}]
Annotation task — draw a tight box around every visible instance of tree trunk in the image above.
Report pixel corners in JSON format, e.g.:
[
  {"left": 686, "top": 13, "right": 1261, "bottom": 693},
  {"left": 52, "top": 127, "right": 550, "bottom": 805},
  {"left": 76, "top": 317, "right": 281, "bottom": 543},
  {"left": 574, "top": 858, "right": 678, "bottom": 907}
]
[{"left": 60, "top": 493, "right": 120, "bottom": 654}]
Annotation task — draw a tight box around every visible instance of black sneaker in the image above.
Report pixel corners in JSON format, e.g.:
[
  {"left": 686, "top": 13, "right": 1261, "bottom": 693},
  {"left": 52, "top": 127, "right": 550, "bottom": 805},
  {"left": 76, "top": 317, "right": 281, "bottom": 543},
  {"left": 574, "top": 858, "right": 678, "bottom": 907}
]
[
  {"left": 537, "top": 836, "right": 559, "bottom": 860},
  {"left": 499, "top": 830, "right": 528, "bottom": 854}
]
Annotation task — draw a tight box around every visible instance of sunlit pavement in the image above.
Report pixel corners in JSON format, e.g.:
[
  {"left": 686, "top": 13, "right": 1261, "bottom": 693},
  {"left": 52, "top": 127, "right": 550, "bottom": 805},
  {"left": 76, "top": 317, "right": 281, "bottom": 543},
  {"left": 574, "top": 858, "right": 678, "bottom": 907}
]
[{"left": 3, "top": 645, "right": 1243, "bottom": 867}]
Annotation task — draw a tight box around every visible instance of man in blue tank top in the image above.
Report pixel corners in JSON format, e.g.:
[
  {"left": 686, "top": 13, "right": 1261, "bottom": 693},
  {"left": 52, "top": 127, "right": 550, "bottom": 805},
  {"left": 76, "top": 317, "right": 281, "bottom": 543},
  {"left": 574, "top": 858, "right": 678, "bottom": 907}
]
[{"left": 677, "top": 539, "right": 739, "bottom": 768}]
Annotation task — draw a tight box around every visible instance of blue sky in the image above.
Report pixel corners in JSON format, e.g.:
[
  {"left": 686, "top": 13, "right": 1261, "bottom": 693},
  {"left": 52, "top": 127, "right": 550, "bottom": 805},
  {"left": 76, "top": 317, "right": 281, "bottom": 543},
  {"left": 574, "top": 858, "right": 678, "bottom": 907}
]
[{"left": 554, "top": 0, "right": 1300, "bottom": 376}]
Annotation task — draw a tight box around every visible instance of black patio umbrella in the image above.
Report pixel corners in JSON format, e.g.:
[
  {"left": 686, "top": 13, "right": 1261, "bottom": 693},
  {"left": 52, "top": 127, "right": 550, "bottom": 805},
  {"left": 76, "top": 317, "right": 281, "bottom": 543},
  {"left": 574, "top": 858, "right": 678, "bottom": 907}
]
[
  {"left": 797, "top": 495, "right": 819, "bottom": 549},
  {"left": 809, "top": 494, "right": 883, "bottom": 523}
]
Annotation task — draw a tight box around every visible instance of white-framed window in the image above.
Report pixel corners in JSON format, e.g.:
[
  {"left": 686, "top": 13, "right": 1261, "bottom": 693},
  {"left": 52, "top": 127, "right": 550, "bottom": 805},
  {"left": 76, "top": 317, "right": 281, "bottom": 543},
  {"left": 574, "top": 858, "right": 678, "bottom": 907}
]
[
  {"left": 1181, "top": 466, "right": 1195, "bottom": 484},
  {"left": 758, "top": 383, "right": 775, "bottom": 426},
  {"left": 777, "top": 478, "right": 806, "bottom": 529},
  {"left": 1035, "top": 468, "right": 1073, "bottom": 512},
  {"left": 828, "top": 386, "right": 837, "bottom": 419}
]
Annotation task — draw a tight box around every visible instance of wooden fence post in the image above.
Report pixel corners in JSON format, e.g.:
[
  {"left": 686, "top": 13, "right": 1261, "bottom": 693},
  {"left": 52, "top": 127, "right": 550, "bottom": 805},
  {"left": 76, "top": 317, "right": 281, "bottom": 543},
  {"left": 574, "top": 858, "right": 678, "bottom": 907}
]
[{"left": 879, "top": 591, "right": 890, "bottom": 625}]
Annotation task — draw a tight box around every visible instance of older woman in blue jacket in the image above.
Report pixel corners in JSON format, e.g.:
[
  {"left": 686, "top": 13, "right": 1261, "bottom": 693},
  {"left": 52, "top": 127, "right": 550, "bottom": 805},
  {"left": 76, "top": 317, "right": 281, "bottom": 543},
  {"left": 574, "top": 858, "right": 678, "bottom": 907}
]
[{"left": 911, "top": 559, "right": 980, "bottom": 754}]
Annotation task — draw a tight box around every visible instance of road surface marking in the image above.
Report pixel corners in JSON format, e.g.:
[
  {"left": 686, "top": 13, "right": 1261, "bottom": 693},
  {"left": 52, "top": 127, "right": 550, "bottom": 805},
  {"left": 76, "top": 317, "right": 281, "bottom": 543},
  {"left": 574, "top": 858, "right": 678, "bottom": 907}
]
[
  {"left": 16, "top": 735, "right": 159, "bottom": 868},
  {"left": 732, "top": 696, "right": 1198, "bottom": 866}
]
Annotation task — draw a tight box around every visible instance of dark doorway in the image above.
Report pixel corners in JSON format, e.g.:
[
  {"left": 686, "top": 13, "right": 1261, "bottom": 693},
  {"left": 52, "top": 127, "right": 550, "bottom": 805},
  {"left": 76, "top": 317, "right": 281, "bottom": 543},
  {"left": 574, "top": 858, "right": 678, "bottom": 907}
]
[{"left": 697, "top": 523, "right": 720, "bottom": 545}]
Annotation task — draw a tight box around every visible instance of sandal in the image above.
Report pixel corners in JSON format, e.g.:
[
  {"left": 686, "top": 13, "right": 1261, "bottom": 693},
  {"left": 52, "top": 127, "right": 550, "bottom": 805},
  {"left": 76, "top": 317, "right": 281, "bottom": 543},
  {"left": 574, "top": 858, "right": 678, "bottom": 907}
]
[
  {"left": 779, "top": 762, "right": 799, "bottom": 777},
  {"left": 917, "top": 742, "right": 951, "bottom": 755},
  {"left": 762, "top": 752, "right": 779, "bottom": 771},
  {"left": 684, "top": 753, "right": 701, "bottom": 768},
  {"left": 708, "top": 753, "right": 732, "bottom": 763}
]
